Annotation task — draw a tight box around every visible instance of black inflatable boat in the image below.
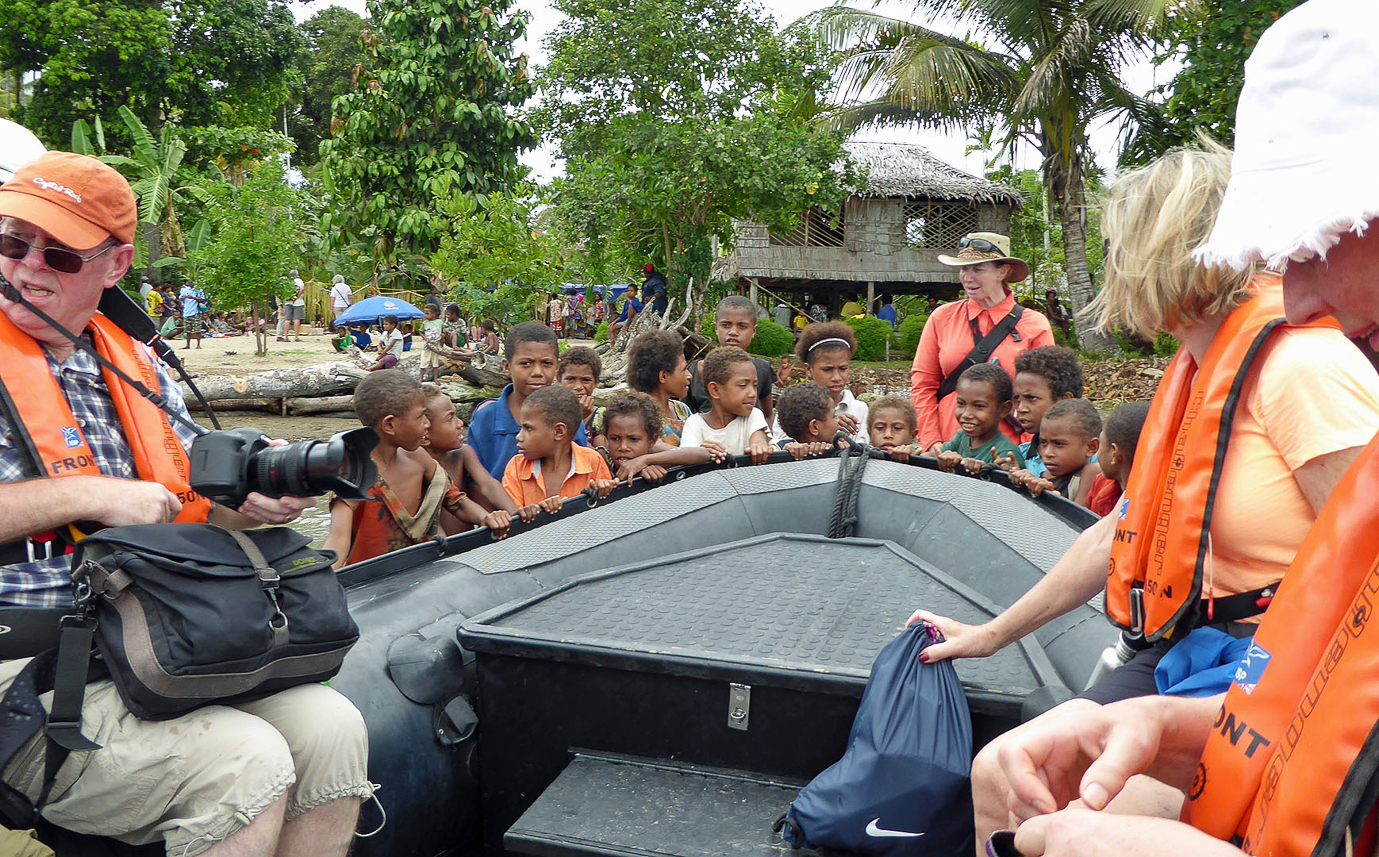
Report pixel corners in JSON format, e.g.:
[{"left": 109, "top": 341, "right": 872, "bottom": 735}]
[{"left": 329, "top": 451, "right": 1116, "bottom": 857}]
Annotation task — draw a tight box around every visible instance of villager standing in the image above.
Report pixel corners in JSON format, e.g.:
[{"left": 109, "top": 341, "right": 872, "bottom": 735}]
[
  {"left": 286, "top": 268, "right": 307, "bottom": 341},
  {"left": 329, "top": 274, "right": 352, "bottom": 326},
  {"left": 909, "top": 233, "right": 1055, "bottom": 454}
]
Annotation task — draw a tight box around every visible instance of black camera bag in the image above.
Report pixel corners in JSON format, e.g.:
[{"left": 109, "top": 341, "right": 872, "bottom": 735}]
[{"left": 69, "top": 523, "right": 358, "bottom": 720}]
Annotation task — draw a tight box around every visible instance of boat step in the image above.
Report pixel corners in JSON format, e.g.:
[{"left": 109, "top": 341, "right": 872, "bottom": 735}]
[{"left": 504, "top": 752, "right": 831, "bottom": 857}]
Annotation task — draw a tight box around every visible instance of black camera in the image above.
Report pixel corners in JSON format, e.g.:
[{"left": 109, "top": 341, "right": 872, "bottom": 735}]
[{"left": 189, "top": 427, "right": 379, "bottom": 508}]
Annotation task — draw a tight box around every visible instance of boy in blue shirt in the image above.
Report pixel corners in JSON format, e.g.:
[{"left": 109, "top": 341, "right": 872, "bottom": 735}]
[{"left": 467, "top": 322, "right": 589, "bottom": 480}]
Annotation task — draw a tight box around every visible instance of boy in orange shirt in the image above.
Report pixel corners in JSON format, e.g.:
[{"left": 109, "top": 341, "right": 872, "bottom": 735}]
[{"left": 502, "top": 386, "right": 616, "bottom": 515}]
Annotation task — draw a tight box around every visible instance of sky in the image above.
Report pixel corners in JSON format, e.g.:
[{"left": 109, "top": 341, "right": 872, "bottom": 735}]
[{"left": 288, "top": 0, "right": 1174, "bottom": 183}]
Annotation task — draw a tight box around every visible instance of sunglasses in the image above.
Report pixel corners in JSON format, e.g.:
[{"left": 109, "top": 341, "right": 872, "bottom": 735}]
[
  {"left": 0, "top": 233, "right": 117, "bottom": 274},
  {"left": 958, "top": 236, "right": 1003, "bottom": 254}
]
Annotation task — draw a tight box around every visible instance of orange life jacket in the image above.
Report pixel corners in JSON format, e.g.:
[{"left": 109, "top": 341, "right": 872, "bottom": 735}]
[
  {"left": 0, "top": 309, "right": 211, "bottom": 557},
  {"left": 1182, "top": 433, "right": 1379, "bottom": 857},
  {"left": 1104, "top": 275, "right": 1337, "bottom": 641}
]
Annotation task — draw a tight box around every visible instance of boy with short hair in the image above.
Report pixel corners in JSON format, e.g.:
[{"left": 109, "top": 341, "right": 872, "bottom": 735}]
[
  {"left": 1009, "top": 346, "right": 1084, "bottom": 476},
  {"left": 421, "top": 386, "right": 522, "bottom": 528},
  {"left": 325, "top": 370, "right": 505, "bottom": 568},
  {"left": 679, "top": 346, "right": 773, "bottom": 464},
  {"left": 1088, "top": 400, "right": 1150, "bottom": 516},
  {"left": 935, "top": 363, "right": 1025, "bottom": 474},
  {"left": 1011, "top": 398, "right": 1103, "bottom": 507},
  {"left": 468, "top": 322, "right": 590, "bottom": 481},
  {"left": 774, "top": 383, "right": 841, "bottom": 459},
  {"left": 502, "top": 386, "right": 616, "bottom": 515},
  {"left": 685, "top": 296, "right": 776, "bottom": 423},
  {"left": 557, "top": 345, "right": 604, "bottom": 439},
  {"left": 601, "top": 392, "right": 723, "bottom": 484},
  {"left": 868, "top": 394, "right": 920, "bottom": 459}
]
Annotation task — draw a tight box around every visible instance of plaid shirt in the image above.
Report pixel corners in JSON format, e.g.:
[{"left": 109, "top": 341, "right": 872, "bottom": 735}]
[{"left": 0, "top": 340, "right": 199, "bottom": 607}]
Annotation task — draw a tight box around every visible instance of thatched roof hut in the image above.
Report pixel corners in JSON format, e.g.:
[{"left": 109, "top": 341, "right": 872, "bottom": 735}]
[{"left": 714, "top": 141, "right": 1023, "bottom": 314}]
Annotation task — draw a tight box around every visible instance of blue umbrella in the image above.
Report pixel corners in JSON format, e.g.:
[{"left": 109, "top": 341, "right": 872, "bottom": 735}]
[{"left": 335, "top": 296, "right": 426, "bottom": 326}]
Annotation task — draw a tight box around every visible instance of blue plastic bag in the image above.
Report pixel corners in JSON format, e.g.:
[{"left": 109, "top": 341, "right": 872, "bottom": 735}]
[{"left": 778, "top": 622, "right": 974, "bottom": 855}]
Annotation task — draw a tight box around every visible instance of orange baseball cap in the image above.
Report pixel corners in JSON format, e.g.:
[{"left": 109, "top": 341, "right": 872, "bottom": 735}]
[{"left": 0, "top": 151, "right": 136, "bottom": 249}]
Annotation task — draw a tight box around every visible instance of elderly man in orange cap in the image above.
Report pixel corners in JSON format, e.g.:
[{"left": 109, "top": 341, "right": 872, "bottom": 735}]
[{"left": 0, "top": 152, "right": 371, "bottom": 855}]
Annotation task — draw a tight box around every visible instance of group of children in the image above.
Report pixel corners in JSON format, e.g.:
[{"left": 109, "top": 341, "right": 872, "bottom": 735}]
[{"left": 325, "top": 296, "right": 1150, "bottom": 567}]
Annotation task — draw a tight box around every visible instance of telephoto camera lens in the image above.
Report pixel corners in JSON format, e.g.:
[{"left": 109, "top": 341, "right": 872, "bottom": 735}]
[{"left": 249, "top": 428, "right": 378, "bottom": 499}]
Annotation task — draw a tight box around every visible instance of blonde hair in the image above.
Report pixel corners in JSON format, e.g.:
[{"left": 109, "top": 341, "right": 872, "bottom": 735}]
[{"left": 1085, "top": 142, "right": 1262, "bottom": 339}]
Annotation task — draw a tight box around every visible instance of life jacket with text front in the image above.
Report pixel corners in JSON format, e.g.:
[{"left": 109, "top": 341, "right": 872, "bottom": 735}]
[
  {"left": 1103, "top": 275, "right": 1337, "bottom": 641},
  {"left": 0, "top": 309, "right": 212, "bottom": 560},
  {"left": 1181, "top": 434, "right": 1379, "bottom": 857}
]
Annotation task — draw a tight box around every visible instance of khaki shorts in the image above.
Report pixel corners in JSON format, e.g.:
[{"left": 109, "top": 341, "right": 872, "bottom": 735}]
[{"left": 0, "top": 659, "right": 371, "bottom": 856}]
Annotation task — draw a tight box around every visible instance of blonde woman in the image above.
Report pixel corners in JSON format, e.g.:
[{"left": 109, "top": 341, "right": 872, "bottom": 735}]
[{"left": 903, "top": 145, "right": 1379, "bottom": 848}]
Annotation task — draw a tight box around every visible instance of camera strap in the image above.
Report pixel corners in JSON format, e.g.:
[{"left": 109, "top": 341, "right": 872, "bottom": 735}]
[{"left": 0, "top": 275, "right": 207, "bottom": 440}]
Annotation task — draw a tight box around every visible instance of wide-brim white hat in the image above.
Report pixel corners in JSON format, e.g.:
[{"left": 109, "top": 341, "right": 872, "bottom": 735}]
[
  {"left": 1198, "top": 0, "right": 1379, "bottom": 270},
  {"left": 936, "top": 232, "right": 1030, "bottom": 283}
]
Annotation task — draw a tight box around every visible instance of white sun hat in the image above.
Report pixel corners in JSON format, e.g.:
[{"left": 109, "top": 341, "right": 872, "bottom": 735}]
[
  {"left": 0, "top": 118, "right": 46, "bottom": 184},
  {"left": 1197, "top": 0, "right": 1379, "bottom": 271}
]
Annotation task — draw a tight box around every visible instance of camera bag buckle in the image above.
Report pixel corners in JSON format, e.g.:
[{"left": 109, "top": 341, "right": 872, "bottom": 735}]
[{"left": 227, "top": 530, "right": 290, "bottom": 648}]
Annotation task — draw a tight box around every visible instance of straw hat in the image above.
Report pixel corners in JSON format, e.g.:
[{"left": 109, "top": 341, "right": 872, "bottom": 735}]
[
  {"left": 937, "top": 232, "right": 1030, "bottom": 283},
  {"left": 1198, "top": 0, "right": 1379, "bottom": 270}
]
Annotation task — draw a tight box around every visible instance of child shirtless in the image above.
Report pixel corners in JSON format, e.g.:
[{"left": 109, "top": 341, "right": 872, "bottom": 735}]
[
  {"left": 325, "top": 370, "right": 506, "bottom": 568},
  {"left": 421, "top": 385, "right": 521, "bottom": 532}
]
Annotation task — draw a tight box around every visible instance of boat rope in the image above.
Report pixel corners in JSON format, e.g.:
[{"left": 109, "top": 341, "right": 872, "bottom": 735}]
[{"left": 827, "top": 437, "right": 870, "bottom": 539}]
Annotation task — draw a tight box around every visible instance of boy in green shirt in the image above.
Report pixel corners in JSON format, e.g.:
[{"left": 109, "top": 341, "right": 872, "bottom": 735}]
[{"left": 936, "top": 363, "right": 1025, "bottom": 474}]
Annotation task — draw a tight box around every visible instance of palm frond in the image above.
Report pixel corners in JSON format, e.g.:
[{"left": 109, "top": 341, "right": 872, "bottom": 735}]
[
  {"left": 117, "top": 106, "right": 158, "bottom": 167},
  {"left": 1084, "top": 0, "right": 1202, "bottom": 38}
]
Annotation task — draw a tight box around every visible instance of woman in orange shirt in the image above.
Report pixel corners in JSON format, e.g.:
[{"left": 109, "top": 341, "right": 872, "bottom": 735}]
[{"left": 909, "top": 232, "right": 1055, "bottom": 453}]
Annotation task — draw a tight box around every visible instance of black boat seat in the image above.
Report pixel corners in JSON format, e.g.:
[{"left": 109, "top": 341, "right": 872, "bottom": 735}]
[{"left": 506, "top": 751, "right": 834, "bottom": 857}]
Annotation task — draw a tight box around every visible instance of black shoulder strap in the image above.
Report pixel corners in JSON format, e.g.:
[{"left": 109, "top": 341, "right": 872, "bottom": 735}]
[{"left": 936, "top": 305, "right": 1024, "bottom": 401}]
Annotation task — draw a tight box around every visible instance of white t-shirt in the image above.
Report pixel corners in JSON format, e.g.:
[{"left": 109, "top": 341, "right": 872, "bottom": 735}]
[
  {"left": 330, "top": 282, "right": 352, "bottom": 308},
  {"left": 680, "top": 408, "right": 770, "bottom": 455},
  {"left": 770, "top": 388, "right": 870, "bottom": 444},
  {"left": 380, "top": 328, "right": 404, "bottom": 356},
  {"left": 290, "top": 276, "right": 306, "bottom": 307}
]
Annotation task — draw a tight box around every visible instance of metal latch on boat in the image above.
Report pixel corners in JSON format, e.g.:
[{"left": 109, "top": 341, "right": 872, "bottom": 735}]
[{"left": 728, "top": 683, "right": 750, "bottom": 731}]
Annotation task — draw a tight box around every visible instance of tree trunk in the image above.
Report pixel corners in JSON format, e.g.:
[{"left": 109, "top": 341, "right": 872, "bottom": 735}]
[
  {"left": 178, "top": 362, "right": 368, "bottom": 401},
  {"left": 1046, "top": 141, "right": 1114, "bottom": 353},
  {"left": 287, "top": 395, "right": 356, "bottom": 415}
]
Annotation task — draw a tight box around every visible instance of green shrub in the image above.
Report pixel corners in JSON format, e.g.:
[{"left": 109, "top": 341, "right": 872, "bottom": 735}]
[
  {"left": 594, "top": 321, "right": 608, "bottom": 342},
  {"left": 745, "top": 319, "right": 793, "bottom": 359},
  {"left": 1153, "top": 331, "right": 1179, "bottom": 356},
  {"left": 846, "top": 316, "right": 894, "bottom": 361},
  {"left": 894, "top": 314, "right": 927, "bottom": 359},
  {"left": 700, "top": 313, "right": 717, "bottom": 341}
]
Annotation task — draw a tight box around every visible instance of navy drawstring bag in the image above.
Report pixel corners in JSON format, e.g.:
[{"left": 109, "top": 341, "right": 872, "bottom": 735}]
[{"left": 776, "top": 622, "right": 974, "bottom": 855}]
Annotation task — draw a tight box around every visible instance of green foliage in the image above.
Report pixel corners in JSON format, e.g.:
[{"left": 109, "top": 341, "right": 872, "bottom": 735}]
[
  {"left": 540, "top": 0, "right": 858, "bottom": 302},
  {"left": 895, "top": 314, "right": 927, "bottom": 360},
  {"left": 594, "top": 321, "right": 608, "bottom": 343},
  {"left": 2, "top": 0, "right": 302, "bottom": 149},
  {"left": 320, "top": 0, "right": 537, "bottom": 265},
  {"left": 430, "top": 186, "right": 571, "bottom": 329},
  {"left": 288, "top": 7, "right": 368, "bottom": 169},
  {"left": 1123, "top": 1, "right": 1307, "bottom": 165},
  {"left": 845, "top": 315, "right": 892, "bottom": 361},
  {"left": 809, "top": 0, "right": 1175, "bottom": 352},
  {"left": 189, "top": 158, "right": 303, "bottom": 353},
  {"left": 745, "top": 319, "right": 794, "bottom": 359},
  {"left": 1154, "top": 331, "right": 1180, "bottom": 357}
]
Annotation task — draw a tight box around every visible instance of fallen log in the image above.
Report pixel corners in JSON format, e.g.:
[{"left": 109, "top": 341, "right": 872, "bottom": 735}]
[
  {"left": 186, "top": 397, "right": 281, "bottom": 413},
  {"left": 287, "top": 395, "right": 355, "bottom": 415},
  {"left": 179, "top": 362, "right": 368, "bottom": 401},
  {"left": 456, "top": 360, "right": 510, "bottom": 389},
  {"left": 435, "top": 382, "right": 503, "bottom": 403}
]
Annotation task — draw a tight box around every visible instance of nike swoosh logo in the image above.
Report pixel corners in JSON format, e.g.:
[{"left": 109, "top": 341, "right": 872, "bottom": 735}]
[{"left": 865, "top": 818, "right": 924, "bottom": 838}]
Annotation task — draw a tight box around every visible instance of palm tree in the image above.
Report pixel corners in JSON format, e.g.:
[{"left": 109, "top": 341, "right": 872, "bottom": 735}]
[{"left": 810, "top": 0, "right": 1186, "bottom": 351}]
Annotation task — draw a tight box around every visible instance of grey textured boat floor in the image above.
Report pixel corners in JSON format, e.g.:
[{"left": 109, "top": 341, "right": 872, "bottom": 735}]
[
  {"left": 506, "top": 753, "right": 823, "bottom": 857},
  {"left": 467, "top": 534, "right": 1053, "bottom": 700}
]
